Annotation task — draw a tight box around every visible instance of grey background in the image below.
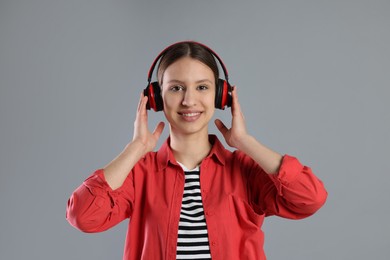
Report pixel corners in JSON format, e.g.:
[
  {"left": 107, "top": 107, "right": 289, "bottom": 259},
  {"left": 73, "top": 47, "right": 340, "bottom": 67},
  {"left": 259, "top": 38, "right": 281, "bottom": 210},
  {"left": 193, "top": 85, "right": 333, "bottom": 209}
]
[{"left": 1, "top": 0, "right": 389, "bottom": 259}]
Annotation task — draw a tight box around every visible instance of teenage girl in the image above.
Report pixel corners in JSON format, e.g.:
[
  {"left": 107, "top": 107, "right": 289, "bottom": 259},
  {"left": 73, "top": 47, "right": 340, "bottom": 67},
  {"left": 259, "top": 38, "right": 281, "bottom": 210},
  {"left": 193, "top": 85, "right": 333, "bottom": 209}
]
[{"left": 66, "top": 41, "right": 327, "bottom": 260}]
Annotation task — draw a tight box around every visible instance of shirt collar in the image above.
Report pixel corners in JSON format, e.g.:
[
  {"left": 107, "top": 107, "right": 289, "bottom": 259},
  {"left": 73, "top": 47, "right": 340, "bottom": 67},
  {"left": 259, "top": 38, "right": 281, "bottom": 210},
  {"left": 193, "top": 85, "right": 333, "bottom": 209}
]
[{"left": 156, "top": 134, "right": 226, "bottom": 171}]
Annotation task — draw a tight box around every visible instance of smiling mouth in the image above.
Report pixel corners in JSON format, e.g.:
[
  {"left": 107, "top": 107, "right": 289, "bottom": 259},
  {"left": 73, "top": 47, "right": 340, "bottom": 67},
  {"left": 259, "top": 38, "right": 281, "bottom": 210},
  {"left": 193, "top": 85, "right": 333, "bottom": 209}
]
[
  {"left": 178, "top": 111, "right": 202, "bottom": 121},
  {"left": 179, "top": 112, "right": 201, "bottom": 117}
]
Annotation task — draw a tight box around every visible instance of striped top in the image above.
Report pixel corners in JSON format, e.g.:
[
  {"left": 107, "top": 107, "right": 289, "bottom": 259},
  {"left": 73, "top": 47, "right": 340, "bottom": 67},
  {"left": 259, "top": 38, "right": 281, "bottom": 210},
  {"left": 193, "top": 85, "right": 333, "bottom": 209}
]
[{"left": 176, "top": 163, "right": 211, "bottom": 260}]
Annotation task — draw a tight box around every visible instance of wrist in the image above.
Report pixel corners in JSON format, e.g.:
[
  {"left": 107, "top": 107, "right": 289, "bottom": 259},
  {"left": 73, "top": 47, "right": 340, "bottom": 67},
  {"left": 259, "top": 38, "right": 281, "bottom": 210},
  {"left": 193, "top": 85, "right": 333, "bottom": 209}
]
[
  {"left": 126, "top": 139, "right": 149, "bottom": 157},
  {"left": 234, "top": 134, "right": 255, "bottom": 151}
]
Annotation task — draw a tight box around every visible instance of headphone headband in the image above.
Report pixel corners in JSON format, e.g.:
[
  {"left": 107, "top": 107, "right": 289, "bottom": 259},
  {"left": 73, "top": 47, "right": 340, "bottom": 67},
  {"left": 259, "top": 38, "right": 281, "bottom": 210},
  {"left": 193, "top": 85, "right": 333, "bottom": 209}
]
[{"left": 147, "top": 41, "right": 229, "bottom": 84}]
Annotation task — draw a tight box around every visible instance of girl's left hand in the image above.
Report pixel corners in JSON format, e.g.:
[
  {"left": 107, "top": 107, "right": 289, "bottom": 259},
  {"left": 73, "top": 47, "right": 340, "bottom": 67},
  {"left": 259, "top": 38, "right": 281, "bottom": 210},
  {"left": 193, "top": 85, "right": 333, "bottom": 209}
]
[{"left": 215, "top": 87, "right": 249, "bottom": 149}]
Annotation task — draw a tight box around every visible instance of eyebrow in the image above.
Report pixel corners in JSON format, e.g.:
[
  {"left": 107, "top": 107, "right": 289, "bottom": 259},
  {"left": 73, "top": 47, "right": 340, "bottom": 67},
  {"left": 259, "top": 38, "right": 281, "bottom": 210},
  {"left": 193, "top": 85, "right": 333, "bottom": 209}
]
[{"left": 166, "top": 79, "right": 213, "bottom": 85}]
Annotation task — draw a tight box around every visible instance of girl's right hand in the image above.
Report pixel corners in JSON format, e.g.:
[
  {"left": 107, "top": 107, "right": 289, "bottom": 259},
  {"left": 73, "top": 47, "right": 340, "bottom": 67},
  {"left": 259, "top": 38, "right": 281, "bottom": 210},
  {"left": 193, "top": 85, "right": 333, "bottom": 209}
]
[{"left": 132, "top": 92, "right": 165, "bottom": 154}]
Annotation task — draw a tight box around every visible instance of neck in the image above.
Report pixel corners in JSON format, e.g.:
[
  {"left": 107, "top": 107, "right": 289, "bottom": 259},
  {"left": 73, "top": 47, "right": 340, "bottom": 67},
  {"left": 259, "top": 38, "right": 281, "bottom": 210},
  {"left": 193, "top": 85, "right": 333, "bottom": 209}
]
[{"left": 169, "top": 131, "right": 212, "bottom": 170}]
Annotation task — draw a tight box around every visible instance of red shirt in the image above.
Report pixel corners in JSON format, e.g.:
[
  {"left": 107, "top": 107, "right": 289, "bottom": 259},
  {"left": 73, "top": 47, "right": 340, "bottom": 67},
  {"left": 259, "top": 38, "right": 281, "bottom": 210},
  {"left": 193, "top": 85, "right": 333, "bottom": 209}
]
[{"left": 66, "top": 135, "right": 327, "bottom": 259}]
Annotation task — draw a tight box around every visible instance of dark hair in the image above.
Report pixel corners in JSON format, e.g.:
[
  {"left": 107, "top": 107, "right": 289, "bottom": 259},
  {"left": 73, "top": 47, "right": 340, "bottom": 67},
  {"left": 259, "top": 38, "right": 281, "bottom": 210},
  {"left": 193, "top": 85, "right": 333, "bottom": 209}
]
[{"left": 157, "top": 42, "right": 219, "bottom": 85}]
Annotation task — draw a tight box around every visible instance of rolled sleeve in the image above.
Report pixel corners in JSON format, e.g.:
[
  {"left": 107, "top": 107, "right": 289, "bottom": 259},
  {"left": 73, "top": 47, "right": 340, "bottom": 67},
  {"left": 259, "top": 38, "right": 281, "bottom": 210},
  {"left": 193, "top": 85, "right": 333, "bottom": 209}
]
[
  {"left": 66, "top": 169, "right": 133, "bottom": 233},
  {"left": 266, "top": 155, "right": 328, "bottom": 219}
]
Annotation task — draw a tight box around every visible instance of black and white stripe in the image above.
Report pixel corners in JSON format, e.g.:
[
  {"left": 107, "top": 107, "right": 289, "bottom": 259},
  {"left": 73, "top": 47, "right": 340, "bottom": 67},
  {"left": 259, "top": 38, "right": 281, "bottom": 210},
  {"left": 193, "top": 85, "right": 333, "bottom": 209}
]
[{"left": 177, "top": 163, "right": 211, "bottom": 260}]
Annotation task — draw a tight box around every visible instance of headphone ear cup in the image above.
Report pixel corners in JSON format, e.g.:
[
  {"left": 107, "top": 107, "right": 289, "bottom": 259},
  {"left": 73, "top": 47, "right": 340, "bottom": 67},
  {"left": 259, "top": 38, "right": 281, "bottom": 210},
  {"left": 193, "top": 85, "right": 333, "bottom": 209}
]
[
  {"left": 215, "top": 79, "right": 224, "bottom": 109},
  {"left": 144, "top": 82, "right": 163, "bottom": 111},
  {"left": 215, "top": 79, "right": 232, "bottom": 110}
]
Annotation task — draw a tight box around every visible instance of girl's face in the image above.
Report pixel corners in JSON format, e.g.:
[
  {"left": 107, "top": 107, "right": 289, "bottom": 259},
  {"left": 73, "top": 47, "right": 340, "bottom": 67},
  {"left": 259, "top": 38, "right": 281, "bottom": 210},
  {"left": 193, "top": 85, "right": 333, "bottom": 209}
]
[{"left": 161, "top": 57, "right": 216, "bottom": 137}]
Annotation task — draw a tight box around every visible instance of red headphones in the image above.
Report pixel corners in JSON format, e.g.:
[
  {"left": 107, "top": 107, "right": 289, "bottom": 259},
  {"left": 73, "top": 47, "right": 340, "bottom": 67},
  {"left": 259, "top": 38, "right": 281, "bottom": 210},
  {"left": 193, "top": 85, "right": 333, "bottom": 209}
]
[{"left": 143, "top": 41, "right": 232, "bottom": 111}]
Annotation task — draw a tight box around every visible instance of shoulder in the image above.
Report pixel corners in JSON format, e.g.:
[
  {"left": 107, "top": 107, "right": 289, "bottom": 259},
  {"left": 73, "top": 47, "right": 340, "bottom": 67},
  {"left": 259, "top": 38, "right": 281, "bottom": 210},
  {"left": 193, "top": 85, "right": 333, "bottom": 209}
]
[
  {"left": 233, "top": 150, "right": 263, "bottom": 173},
  {"left": 135, "top": 151, "right": 159, "bottom": 169},
  {"left": 210, "top": 135, "right": 258, "bottom": 167}
]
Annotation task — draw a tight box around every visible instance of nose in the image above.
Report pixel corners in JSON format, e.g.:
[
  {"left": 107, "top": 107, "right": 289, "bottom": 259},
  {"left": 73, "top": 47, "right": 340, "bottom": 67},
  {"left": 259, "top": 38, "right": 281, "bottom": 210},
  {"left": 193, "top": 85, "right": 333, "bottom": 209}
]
[{"left": 181, "top": 88, "right": 196, "bottom": 107}]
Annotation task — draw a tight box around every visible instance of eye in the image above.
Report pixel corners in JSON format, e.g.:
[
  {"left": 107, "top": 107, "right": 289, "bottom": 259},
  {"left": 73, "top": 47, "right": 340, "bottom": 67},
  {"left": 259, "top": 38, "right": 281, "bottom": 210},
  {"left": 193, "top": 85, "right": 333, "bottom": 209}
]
[
  {"left": 170, "top": 85, "right": 184, "bottom": 92},
  {"left": 197, "top": 85, "right": 209, "bottom": 91}
]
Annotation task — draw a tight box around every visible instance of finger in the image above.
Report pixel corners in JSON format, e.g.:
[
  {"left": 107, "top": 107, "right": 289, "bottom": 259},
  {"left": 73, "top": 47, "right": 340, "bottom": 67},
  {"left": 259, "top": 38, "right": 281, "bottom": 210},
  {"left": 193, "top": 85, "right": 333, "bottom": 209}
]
[
  {"left": 214, "top": 119, "right": 228, "bottom": 136},
  {"left": 137, "top": 95, "right": 149, "bottom": 117},
  {"left": 152, "top": 122, "right": 165, "bottom": 139},
  {"left": 231, "top": 87, "right": 244, "bottom": 118},
  {"left": 137, "top": 92, "right": 144, "bottom": 111},
  {"left": 231, "top": 87, "right": 239, "bottom": 108}
]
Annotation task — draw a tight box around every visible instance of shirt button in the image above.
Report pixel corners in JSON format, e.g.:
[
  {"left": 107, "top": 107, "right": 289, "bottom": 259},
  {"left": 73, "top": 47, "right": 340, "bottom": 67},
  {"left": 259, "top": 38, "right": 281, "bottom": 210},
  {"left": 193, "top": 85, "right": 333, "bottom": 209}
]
[{"left": 211, "top": 241, "right": 217, "bottom": 246}]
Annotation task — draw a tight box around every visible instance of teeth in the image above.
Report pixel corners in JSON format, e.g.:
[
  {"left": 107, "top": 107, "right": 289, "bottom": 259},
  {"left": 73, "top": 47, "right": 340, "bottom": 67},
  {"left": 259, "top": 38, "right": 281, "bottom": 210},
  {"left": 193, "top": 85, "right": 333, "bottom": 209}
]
[{"left": 181, "top": 112, "right": 200, "bottom": 117}]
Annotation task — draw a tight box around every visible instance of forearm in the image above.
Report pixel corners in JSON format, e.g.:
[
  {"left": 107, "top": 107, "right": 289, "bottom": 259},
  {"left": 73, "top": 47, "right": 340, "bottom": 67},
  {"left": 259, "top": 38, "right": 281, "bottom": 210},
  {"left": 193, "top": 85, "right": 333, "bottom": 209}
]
[
  {"left": 236, "top": 135, "right": 283, "bottom": 174},
  {"left": 103, "top": 140, "right": 147, "bottom": 190}
]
